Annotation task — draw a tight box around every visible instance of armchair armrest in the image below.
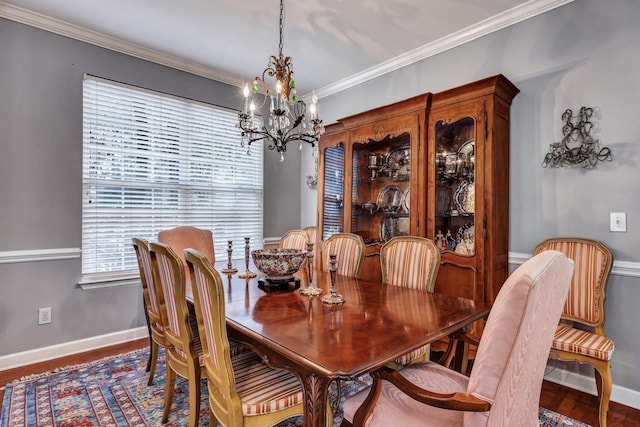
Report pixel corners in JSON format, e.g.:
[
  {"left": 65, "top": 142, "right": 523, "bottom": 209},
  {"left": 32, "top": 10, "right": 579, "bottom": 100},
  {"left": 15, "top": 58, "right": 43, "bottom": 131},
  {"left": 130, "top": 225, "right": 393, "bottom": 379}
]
[{"left": 352, "top": 366, "right": 491, "bottom": 426}]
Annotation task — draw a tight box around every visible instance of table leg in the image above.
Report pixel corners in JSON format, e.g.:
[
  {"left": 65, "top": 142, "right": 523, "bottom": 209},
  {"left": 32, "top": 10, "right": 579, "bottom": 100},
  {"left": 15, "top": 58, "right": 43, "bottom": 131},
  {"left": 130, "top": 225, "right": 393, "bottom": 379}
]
[{"left": 300, "top": 371, "right": 332, "bottom": 427}]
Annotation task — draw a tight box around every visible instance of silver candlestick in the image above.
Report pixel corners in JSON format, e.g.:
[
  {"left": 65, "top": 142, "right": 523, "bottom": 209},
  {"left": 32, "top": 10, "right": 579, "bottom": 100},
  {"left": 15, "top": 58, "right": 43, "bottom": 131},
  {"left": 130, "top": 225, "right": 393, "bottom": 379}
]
[
  {"left": 221, "top": 240, "right": 238, "bottom": 274},
  {"left": 299, "top": 242, "right": 322, "bottom": 296},
  {"left": 321, "top": 254, "right": 345, "bottom": 305},
  {"left": 237, "top": 237, "right": 257, "bottom": 279}
]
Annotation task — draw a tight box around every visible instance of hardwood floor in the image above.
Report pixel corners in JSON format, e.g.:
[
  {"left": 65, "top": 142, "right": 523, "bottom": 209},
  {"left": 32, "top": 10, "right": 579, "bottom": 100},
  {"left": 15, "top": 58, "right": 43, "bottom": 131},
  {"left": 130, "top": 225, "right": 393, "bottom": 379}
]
[{"left": 1, "top": 338, "right": 638, "bottom": 426}]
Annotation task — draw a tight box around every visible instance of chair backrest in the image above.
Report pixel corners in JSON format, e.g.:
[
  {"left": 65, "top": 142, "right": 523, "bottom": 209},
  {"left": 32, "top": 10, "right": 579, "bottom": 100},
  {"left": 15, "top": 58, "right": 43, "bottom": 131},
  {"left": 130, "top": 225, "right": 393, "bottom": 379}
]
[
  {"left": 280, "top": 229, "right": 309, "bottom": 250},
  {"left": 303, "top": 226, "right": 320, "bottom": 263},
  {"left": 132, "top": 237, "right": 162, "bottom": 327},
  {"left": 158, "top": 226, "right": 215, "bottom": 271},
  {"left": 148, "top": 241, "right": 196, "bottom": 358},
  {"left": 380, "top": 236, "right": 440, "bottom": 290},
  {"left": 465, "top": 250, "right": 574, "bottom": 426},
  {"left": 533, "top": 237, "right": 612, "bottom": 329},
  {"left": 321, "top": 233, "right": 365, "bottom": 278},
  {"left": 184, "top": 248, "right": 243, "bottom": 425},
  {"left": 304, "top": 226, "right": 318, "bottom": 246}
]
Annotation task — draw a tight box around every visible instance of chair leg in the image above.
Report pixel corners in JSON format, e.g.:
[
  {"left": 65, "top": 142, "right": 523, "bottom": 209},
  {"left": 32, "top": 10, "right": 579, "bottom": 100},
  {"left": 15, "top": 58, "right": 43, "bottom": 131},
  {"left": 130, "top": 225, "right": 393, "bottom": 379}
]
[
  {"left": 332, "top": 379, "right": 343, "bottom": 413},
  {"left": 143, "top": 301, "right": 152, "bottom": 372},
  {"left": 437, "top": 337, "right": 457, "bottom": 369},
  {"left": 594, "top": 361, "right": 612, "bottom": 427},
  {"left": 147, "top": 340, "right": 159, "bottom": 386},
  {"left": 187, "top": 363, "right": 201, "bottom": 427},
  {"left": 162, "top": 366, "right": 176, "bottom": 423},
  {"left": 453, "top": 339, "right": 471, "bottom": 375}
]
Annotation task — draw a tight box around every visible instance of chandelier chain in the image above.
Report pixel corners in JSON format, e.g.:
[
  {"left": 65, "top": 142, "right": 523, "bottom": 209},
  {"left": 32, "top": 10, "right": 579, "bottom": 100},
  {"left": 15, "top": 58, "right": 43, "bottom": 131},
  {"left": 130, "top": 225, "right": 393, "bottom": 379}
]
[{"left": 279, "top": 0, "right": 285, "bottom": 58}]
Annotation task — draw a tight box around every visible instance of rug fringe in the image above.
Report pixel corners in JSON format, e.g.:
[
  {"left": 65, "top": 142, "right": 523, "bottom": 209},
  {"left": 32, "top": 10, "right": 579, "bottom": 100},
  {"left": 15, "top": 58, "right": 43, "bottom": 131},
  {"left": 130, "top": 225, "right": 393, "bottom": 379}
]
[{"left": 10, "top": 348, "right": 149, "bottom": 384}]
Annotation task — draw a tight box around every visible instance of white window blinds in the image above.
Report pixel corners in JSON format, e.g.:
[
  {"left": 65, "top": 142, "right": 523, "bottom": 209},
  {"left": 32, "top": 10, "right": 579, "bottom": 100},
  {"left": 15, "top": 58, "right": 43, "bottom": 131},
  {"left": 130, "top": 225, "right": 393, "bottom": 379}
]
[
  {"left": 322, "top": 146, "right": 344, "bottom": 240},
  {"left": 82, "top": 75, "right": 263, "bottom": 280}
]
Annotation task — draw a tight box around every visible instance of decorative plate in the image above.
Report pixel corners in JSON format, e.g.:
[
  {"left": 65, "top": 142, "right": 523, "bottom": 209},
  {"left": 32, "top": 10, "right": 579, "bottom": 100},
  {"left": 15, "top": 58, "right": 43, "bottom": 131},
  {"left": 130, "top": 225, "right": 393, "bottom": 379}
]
[
  {"left": 383, "top": 145, "right": 411, "bottom": 177},
  {"left": 380, "top": 216, "right": 410, "bottom": 242},
  {"left": 456, "top": 222, "right": 475, "bottom": 242},
  {"left": 454, "top": 180, "right": 475, "bottom": 214},
  {"left": 377, "top": 185, "right": 404, "bottom": 212},
  {"left": 457, "top": 139, "right": 475, "bottom": 159},
  {"left": 454, "top": 222, "right": 475, "bottom": 255},
  {"left": 403, "top": 187, "right": 410, "bottom": 213}
]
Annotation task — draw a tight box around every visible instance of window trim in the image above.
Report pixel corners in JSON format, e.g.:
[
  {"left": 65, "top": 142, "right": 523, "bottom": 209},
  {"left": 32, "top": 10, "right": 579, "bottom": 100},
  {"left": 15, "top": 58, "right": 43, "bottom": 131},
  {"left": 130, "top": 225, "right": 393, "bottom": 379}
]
[{"left": 81, "top": 75, "right": 264, "bottom": 286}]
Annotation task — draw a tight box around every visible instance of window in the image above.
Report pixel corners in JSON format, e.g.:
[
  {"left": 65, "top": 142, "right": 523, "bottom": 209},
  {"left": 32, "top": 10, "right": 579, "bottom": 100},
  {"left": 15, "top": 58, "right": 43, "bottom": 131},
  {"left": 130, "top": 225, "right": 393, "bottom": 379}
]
[
  {"left": 82, "top": 75, "right": 263, "bottom": 285},
  {"left": 322, "top": 146, "right": 344, "bottom": 240}
]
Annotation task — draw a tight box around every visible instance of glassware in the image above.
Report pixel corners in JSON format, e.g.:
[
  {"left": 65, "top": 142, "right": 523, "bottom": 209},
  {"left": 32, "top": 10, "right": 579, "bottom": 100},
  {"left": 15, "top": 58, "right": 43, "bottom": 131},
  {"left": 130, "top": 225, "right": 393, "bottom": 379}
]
[
  {"left": 299, "top": 242, "right": 322, "bottom": 296},
  {"left": 321, "top": 254, "right": 345, "bottom": 305},
  {"left": 221, "top": 240, "right": 238, "bottom": 274},
  {"left": 237, "top": 237, "right": 257, "bottom": 279}
]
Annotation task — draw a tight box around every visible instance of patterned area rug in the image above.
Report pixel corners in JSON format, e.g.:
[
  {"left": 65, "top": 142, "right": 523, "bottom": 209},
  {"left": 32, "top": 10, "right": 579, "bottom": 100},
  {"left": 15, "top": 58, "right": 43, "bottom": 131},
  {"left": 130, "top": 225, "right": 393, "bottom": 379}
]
[{"left": 1, "top": 348, "right": 591, "bottom": 426}]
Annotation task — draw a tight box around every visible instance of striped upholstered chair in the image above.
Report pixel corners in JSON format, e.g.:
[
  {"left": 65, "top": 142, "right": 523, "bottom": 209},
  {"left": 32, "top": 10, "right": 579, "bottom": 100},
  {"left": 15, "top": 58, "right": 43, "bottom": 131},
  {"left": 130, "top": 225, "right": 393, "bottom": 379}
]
[
  {"left": 132, "top": 237, "right": 167, "bottom": 386},
  {"left": 149, "top": 241, "right": 206, "bottom": 427},
  {"left": 304, "top": 226, "right": 319, "bottom": 260},
  {"left": 380, "top": 236, "right": 440, "bottom": 366},
  {"left": 279, "top": 229, "right": 309, "bottom": 250},
  {"left": 321, "top": 232, "right": 366, "bottom": 409},
  {"left": 321, "top": 233, "right": 365, "bottom": 278},
  {"left": 534, "top": 238, "right": 614, "bottom": 427},
  {"left": 304, "top": 226, "right": 318, "bottom": 246},
  {"left": 184, "top": 248, "right": 332, "bottom": 426}
]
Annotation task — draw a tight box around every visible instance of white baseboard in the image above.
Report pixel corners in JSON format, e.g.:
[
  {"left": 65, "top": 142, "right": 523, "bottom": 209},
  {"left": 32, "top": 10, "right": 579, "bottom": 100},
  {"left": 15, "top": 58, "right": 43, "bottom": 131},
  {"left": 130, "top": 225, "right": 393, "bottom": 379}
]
[
  {"left": 544, "top": 364, "right": 640, "bottom": 410},
  {"left": 0, "top": 327, "right": 148, "bottom": 371}
]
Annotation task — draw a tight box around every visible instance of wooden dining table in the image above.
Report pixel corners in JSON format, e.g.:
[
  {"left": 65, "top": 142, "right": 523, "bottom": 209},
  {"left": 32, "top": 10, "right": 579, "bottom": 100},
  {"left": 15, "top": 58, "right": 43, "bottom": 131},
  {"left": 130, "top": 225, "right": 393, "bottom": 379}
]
[{"left": 185, "top": 259, "right": 491, "bottom": 427}]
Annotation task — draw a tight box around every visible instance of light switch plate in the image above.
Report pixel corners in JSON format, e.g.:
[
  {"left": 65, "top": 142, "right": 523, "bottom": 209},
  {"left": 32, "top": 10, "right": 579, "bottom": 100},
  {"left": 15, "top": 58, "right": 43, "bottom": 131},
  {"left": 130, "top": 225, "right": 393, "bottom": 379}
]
[{"left": 610, "top": 212, "right": 627, "bottom": 232}]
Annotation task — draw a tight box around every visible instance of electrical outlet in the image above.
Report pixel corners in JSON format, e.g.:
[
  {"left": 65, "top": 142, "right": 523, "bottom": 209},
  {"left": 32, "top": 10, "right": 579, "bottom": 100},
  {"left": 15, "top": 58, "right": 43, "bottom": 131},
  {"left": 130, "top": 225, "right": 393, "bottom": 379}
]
[
  {"left": 38, "top": 307, "right": 52, "bottom": 325},
  {"left": 610, "top": 212, "right": 627, "bottom": 232}
]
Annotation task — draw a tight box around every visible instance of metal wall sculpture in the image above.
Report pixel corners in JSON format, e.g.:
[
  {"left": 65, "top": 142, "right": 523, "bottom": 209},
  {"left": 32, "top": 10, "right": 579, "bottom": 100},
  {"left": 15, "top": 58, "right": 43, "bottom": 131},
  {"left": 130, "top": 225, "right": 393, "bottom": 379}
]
[{"left": 543, "top": 107, "right": 612, "bottom": 168}]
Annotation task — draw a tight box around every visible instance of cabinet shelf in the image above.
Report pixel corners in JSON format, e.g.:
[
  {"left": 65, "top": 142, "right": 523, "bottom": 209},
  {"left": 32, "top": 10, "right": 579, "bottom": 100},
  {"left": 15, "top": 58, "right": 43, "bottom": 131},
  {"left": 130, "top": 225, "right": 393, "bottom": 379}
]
[
  {"left": 357, "top": 173, "right": 410, "bottom": 184},
  {"left": 436, "top": 213, "right": 474, "bottom": 219}
]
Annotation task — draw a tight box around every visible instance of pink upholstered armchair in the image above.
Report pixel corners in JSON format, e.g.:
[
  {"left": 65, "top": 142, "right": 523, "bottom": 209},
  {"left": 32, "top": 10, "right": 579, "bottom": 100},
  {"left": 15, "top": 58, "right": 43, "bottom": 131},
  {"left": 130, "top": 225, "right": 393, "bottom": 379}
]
[{"left": 341, "top": 250, "right": 575, "bottom": 427}]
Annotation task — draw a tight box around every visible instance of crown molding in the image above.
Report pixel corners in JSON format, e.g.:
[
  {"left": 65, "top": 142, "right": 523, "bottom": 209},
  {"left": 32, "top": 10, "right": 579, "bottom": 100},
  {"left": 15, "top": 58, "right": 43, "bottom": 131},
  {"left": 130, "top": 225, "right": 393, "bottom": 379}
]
[
  {"left": 1, "top": 0, "right": 573, "bottom": 98},
  {"left": 314, "top": 0, "right": 575, "bottom": 98},
  {"left": 0, "top": 1, "right": 244, "bottom": 88}
]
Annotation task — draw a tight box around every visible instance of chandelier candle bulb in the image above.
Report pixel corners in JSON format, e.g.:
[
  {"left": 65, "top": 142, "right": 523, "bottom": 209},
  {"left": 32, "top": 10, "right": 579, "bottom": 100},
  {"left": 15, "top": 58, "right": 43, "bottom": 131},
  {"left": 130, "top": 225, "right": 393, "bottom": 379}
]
[{"left": 243, "top": 84, "right": 250, "bottom": 113}]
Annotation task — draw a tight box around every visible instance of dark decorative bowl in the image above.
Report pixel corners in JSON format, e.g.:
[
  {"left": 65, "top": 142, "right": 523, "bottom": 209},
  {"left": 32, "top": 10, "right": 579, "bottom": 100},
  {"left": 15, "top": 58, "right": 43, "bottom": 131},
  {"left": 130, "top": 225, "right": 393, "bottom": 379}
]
[{"left": 251, "top": 249, "right": 307, "bottom": 281}]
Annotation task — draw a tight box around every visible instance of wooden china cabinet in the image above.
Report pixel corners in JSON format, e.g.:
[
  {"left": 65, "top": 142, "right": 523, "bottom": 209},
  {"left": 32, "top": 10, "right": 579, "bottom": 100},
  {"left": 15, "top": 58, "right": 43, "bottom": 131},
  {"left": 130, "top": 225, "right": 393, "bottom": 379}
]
[
  {"left": 427, "top": 75, "right": 519, "bottom": 304},
  {"left": 317, "top": 74, "right": 518, "bottom": 302},
  {"left": 316, "top": 94, "right": 430, "bottom": 282}
]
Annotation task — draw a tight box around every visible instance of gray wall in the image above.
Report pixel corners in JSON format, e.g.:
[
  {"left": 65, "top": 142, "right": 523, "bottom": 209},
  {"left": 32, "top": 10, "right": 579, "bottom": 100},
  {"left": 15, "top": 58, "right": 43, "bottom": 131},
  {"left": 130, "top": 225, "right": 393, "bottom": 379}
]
[
  {"left": 1, "top": 0, "right": 639, "bottom": 404},
  {"left": 305, "top": 0, "right": 640, "bottom": 398},
  {"left": 0, "top": 17, "right": 301, "bottom": 355}
]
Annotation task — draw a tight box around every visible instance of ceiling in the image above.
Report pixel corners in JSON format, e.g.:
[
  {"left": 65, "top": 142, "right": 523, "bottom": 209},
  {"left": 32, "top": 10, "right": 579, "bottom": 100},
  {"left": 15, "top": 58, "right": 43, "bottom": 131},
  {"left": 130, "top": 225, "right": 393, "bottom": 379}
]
[{"left": 1, "top": 0, "right": 571, "bottom": 98}]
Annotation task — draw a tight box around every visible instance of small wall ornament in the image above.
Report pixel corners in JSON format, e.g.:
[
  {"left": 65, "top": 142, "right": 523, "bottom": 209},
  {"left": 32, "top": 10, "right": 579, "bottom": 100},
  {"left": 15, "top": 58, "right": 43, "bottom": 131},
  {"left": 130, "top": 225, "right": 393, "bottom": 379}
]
[{"left": 542, "top": 107, "right": 612, "bottom": 168}]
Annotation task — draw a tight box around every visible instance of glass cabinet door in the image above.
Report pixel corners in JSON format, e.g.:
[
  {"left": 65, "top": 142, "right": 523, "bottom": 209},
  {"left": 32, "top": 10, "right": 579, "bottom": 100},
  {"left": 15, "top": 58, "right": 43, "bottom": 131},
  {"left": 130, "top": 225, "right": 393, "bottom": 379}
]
[
  {"left": 433, "top": 117, "right": 475, "bottom": 255},
  {"left": 351, "top": 133, "right": 411, "bottom": 244},
  {"left": 322, "top": 145, "right": 344, "bottom": 239}
]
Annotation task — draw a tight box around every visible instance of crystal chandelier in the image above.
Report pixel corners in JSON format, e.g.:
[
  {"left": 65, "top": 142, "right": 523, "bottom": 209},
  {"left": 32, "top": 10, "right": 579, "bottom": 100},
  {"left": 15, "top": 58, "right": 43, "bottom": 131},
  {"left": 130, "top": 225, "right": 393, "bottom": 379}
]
[{"left": 237, "top": 0, "right": 325, "bottom": 162}]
